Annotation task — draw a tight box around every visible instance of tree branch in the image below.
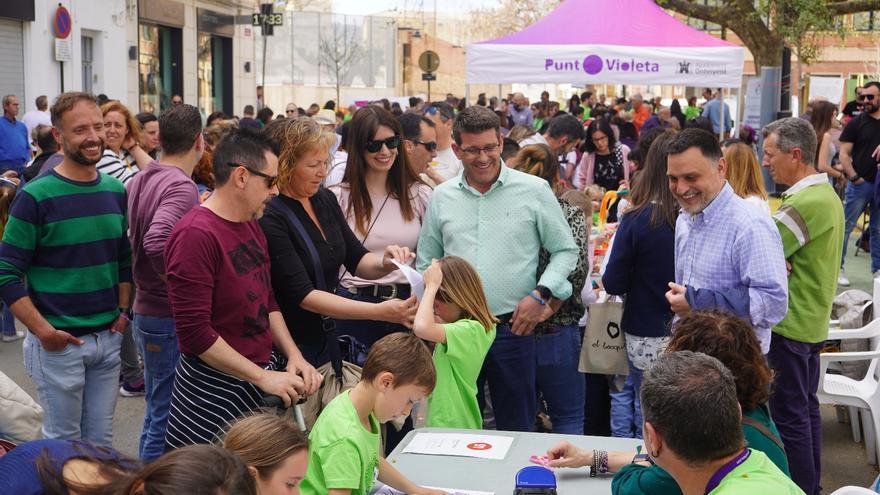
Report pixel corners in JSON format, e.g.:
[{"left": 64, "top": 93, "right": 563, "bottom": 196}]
[
  {"left": 658, "top": 0, "right": 721, "bottom": 21},
  {"left": 827, "top": 0, "right": 880, "bottom": 15}
]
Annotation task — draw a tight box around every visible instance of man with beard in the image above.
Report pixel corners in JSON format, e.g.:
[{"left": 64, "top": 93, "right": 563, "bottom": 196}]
[
  {"left": 0, "top": 92, "right": 133, "bottom": 445},
  {"left": 163, "top": 127, "right": 320, "bottom": 449},
  {"left": 839, "top": 81, "right": 880, "bottom": 279},
  {"left": 417, "top": 105, "right": 577, "bottom": 432},
  {"left": 664, "top": 128, "right": 787, "bottom": 353},
  {"left": 508, "top": 93, "right": 533, "bottom": 128}
]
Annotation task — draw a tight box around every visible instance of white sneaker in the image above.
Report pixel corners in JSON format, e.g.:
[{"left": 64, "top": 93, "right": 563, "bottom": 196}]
[
  {"left": 1, "top": 329, "right": 25, "bottom": 342},
  {"left": 838, "top": 268, "right": 851, "bottom": 287}
]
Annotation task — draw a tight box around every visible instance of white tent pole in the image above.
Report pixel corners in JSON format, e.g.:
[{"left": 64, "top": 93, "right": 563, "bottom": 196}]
[
  {"left": 734, "top": 84, "right": 741, "bottom": 139},
  {"left": 719, "top": 87, "right": 726, "bottom": 141},
  {"left": 465, "top": 84, "right": 471, "bottom": 107}
]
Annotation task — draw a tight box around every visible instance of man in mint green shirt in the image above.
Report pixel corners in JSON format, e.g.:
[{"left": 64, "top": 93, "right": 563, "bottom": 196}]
[
  {"left": 416, "top": 105, "right": 578, "bottom": 432},
  {"left": 763, "top": 118, "right": 844, "bottom": 495}
]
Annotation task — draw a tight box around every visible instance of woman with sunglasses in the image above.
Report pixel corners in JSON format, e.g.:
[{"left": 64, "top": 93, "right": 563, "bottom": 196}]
[
  {"left": 259, "top": 117, "right": 416, "bottom": 372},
  {"left": 327, "top": 107, "right": 431, "bottom": 349},
  {"left": 328, "top": 106, "right": 432, "bottom": 451}
]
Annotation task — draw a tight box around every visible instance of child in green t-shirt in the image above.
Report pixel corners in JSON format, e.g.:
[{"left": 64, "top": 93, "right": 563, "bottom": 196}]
[
  {"left": 300, "top": 333, "right": 444, "bottom": 495},
  {"left": 414, "top": 256, "right": 497, "bottom": 429}
]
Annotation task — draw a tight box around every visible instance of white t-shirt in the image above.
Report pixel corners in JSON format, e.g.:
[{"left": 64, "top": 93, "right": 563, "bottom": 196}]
[
  {"left": 433, "top": 146, "right": 463, "bottom": 181},
  {"left": 21, "top": 110, "right": 51, "bottom": 144},
  {"left": 324, "top": 149, "right": 348, "bottom": 187},
  {"left": 518, "top": 133, "right": 548, "bottom": 147},
  {"left": 744, "top": 195, "right": 771, "bottom": 216}
]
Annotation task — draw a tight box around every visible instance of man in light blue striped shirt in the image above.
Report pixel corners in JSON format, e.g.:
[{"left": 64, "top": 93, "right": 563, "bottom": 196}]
[
  {"left": 664, "top": 129, "right": 788, "bottom": 353},
  {"left": 417, "top": 105, "right": 578, "bottom": 431}
]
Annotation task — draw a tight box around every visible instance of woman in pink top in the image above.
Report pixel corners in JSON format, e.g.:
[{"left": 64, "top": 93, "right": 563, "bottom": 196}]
[{"left": 329, "top": 106, "right": 432, "bottom": 352}]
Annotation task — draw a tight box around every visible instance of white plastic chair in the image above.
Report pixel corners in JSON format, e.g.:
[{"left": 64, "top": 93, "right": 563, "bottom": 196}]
[
  {"left": 818, "top": 319, "right": 880, "bottom": 466},
  {"left": 829, "top": 486, "right": 877, "bottom": 495}
]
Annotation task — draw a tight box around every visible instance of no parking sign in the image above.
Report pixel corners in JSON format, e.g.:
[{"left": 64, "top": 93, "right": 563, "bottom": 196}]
[{"left": 54, "top": 6, "right": 72, "bottom": 39}]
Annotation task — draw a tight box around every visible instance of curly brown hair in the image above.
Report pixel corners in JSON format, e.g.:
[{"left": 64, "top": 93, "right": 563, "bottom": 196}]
[{"left": 666, "top": 310, "right": 772, "bottom": 411}]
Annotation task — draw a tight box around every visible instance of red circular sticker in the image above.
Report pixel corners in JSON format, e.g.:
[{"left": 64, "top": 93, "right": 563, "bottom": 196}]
[{"left": 466, "top": 442, "right": 493, "bottom": 451}]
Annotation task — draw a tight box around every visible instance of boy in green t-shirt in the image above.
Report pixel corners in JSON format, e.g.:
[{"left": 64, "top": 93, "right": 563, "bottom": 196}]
[
  {"left": 413, "top": 257, "right": 497, "bottom": 429},
  {"left": 301, "top": 333, "right": 445, "bottom": 495}
]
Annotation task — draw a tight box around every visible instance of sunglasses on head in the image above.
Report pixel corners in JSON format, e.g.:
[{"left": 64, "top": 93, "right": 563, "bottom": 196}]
[
  {"left": 227, "top": 162, "right": 279, "bottom": 188},
  {"left": 364, "top": 135, "right": 401, "bottom": 153}
]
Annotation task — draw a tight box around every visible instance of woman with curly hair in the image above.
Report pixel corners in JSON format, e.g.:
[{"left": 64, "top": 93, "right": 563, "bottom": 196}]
[
  {"left": 512, "top": 144, "right": 590, "bottom": 434},
  {"left": 543, "top": 310, "right": 791, "bottom": 495}
]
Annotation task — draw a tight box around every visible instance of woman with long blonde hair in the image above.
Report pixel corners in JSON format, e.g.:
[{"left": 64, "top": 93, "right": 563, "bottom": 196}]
[
  {"left": 413, "top": 256, "right": 497, "bottom": 429},
  {"left": 724, "top": 142, "right": 770, "bottom": 215}
]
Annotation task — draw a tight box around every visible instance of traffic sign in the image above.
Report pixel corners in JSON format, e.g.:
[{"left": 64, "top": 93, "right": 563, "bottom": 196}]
[
  {"left": 54, "top": 6, "right": 72, "bottom": 39},
  {"left": 421, "top": 73, "right": 436, "bottom": 81},
  {"left": 418, "top": 50, "right": 440, "bottom": 73}
]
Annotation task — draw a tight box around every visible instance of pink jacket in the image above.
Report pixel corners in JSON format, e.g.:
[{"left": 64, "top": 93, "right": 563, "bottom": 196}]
[{"left": 577, "top": 143, "right": 633, "bottom": 190}]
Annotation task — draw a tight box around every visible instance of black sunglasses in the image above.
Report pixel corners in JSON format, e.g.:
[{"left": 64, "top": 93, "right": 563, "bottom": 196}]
[
  {"left": 857, "top": 94, "right": 876, "bottom": 101},
  {"left": 413, "top": 140, "right": 437, "bottom": 152},
  {"left": 364, "top": 135, "right": 401, "bottom": 153},
  {"left": 227, "top": 162, "right": 279, "bottom": 188}
]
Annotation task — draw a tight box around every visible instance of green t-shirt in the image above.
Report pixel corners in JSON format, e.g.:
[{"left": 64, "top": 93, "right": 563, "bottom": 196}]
[
  {"left": 684, "top": 105, "right": 701, "bottom": 120},
  {"left": 427, "top": 319, "right": 496, "bottom": 429},
  {"left": 611, "top": 407, "right": 790, "bottom": 495},
  {"left": 301, "top": 390, "right": 380, "bottom": 495},
  {"left": 773, "top": 175, "right": 844, "bottom": 343},
  {"left": 710, "top": 449, "right": 804, "bottom": 494}
]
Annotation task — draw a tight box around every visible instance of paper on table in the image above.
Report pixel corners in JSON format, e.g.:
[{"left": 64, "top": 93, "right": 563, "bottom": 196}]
[
  {"left": 373, "top": 483, "right": 493, "bottom": 495},
  {"left": 401, "top": 432, "right": 514, "bottom": 460},
  {"left": 391, "top": 259, "right": 425, "bottom": 301}
]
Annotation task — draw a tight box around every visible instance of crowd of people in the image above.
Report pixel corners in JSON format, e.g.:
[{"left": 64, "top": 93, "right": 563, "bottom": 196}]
[{"left": 0, "top": 81, "right": 875, "bottom": 495}]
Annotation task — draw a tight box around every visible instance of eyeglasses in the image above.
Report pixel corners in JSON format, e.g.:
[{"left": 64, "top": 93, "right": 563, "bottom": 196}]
[
  {"left": 227, "top": 162, "right": 279, "bottom": 188},
  {"left": 460, "top": 143, "right": 499, "bottom": 157},
  {"left": 857, "top": 94, "right": 876, "bottom": 101},
  {"left": 413, "top": 140, "right": 437, "bottom": 152},
  {"left": 591, "top": 135, "right": 609, "bottom": 143},
  {"left": 364, "top": 135, "right": 401, "bottom": 153}
]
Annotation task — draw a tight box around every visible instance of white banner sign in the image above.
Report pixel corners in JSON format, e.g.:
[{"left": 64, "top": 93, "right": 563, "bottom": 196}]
[
  {"left": 808, "top": 76, "right": 845, "bottom": 107},
  {"left": 466, "top": 44, "right": 744, "bottom": 88},
  {"left": 742, "top": 77, "right": 763, "bottom": 129}
]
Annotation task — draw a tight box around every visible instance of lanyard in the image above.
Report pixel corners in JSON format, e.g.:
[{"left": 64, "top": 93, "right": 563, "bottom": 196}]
[{"left": 704, "top": 448, "right": 750, "bottom": 495}]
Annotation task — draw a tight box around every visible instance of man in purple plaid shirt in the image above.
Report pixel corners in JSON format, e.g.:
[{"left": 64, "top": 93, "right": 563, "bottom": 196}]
[{"left": 664, "top": 129, "right": 788, "bottom": 353}]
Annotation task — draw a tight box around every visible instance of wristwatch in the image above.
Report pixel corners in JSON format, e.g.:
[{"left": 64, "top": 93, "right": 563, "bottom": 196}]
[
  {"left": 536, "top": 285, "right": 553, "bottom": 301},
  {"left": 632, "top": 452, "right": 654, "bottom": 465}
]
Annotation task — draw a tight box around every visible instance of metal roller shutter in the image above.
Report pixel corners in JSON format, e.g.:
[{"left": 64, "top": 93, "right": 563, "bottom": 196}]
[{"left": 0, "top": 19, "right": 24, "bottom": 104}]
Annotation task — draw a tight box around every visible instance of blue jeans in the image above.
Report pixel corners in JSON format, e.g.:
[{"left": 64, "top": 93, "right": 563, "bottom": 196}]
[
  {"left": 132, "top": 314, "right": 179, "bottom": 461},
  {"left": 535, "top": 324, "right": 585, "bottom": 434},
  {"left": 610, "top": 365, "right": 644, "bottom": 438},
  {"left": 0, "top": 303, "right": 15, "bottom": 335},
  {"left": 23, "top": 329, "right": 122, "bottom": 446},
  {"left": 479, "top": 321, "right": 537, "bottom": 432},
  {"left": 841, "top": 180, "right": 880, "bottom": 272}
]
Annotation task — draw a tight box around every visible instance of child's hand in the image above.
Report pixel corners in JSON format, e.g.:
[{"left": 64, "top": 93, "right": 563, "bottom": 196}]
[{"left": 422, "top": 259, "right": 443, "bottom": 288}]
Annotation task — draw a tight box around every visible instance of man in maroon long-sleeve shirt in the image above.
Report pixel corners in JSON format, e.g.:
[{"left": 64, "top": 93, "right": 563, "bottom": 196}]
[
  {"left": 162, "top": 127, "right": 321, "bottom": 449},
  {"left": 126, "top": 104, "right": 202, "bottom": 460}
]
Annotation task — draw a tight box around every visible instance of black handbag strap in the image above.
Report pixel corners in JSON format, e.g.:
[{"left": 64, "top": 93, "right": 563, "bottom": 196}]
[{"left": 269, "top": 196, "right": 342, "bottom": 377}]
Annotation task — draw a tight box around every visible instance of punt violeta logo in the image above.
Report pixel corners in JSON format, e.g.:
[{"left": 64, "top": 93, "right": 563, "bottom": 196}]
[{"left": 544, "top": 54, "right": 660, "bottom": 75}]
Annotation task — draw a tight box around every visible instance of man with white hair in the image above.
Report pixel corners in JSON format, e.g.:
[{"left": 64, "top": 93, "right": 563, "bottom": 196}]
[
  {"left": 285, "top": 103, "right": 299, "bottom": 118},
  {"left": 640, "top": 106, "right": 671, "bottom": 133}
]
